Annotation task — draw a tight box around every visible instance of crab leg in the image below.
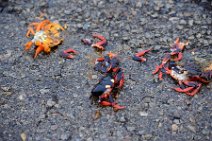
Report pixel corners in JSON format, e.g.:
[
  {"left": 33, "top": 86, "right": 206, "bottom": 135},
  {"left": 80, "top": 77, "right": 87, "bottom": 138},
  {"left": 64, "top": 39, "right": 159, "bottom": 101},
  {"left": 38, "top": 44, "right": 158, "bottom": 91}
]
[
  {"left": 36, "top": 19, "right": 51, "bottom": 31},
  {"left": 158, "top": 71, "right": 163, "bottom": 80},
  {"left": 26, "top": 27, "right": 35, "bottom": 37},
  {"left": 95, "top": 57, "right": 105, "bottom": 62},
  {"left": 24, "top": 41, "right": 33, "bottom": 51},
  {"left": 132, "top": 48, "right": 152, "bottom": 62},
  {"left": 152, "top": 65, "right": 162, "bottom": 74},
  {"left": 91, "top": 33, "right": 107, "bottom": 51},
  {"left": 113, "top": 104, "right": 125, "bottom": 111},
  {"left": 185, "top": 83, "right": 202, "bottom": 96},
  {"left": 173, "top": 52, "right": 183, "bottom": 61},
  {"left": 34, "top": 45, "right": 44, "bottom": 58},
  {"left": 59, "top": 48, "right": 78, "bottom": 59},
  {"left": 99, "top": 101, "right": 125, "bottom": 110},
  {"left": 173, "top": 86, "right": 195, "bottom": 93},
  {"left": 92, "top": 33, "right": 107, "bottom": 46}
]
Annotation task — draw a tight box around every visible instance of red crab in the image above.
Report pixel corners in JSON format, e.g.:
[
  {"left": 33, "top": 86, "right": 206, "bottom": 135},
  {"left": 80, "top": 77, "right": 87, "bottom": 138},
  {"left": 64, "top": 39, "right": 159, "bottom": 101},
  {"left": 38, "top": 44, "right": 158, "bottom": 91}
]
[
  {"left": 165, "top": 65, "right": 209, "bottom": 96},
  {"left": 152, "top": 38, "right": 188, "bottom": 80},
  {"left": 92, "top": 52, "right": 125, "bottom": 111},
  {"left": 132, "top": 48, "right": 152, "bottom": 62},
  {"left": 91, "top": 74, "right": 125, "bottom": 111}
]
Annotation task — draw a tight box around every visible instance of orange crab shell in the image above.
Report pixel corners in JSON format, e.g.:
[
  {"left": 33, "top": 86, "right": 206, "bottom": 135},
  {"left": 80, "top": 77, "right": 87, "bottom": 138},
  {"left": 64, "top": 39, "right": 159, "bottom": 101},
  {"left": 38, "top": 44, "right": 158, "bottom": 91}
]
[{"left": 24, "top": 20, "right": 64, "bottom": 58}]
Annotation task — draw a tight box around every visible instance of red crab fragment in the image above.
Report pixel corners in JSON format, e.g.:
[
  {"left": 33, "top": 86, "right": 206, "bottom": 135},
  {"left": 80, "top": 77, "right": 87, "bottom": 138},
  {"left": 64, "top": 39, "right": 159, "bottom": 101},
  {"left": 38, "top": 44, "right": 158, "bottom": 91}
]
[
  {"left": 94, "top": 52, "right": 120, "bottom": 73},
  {"left": 100, "top": 101, "right": 125, "bottom": 111},
  {"left": 152, "top": 54, "right": 171, "bottom": 80},
  {"left": 91, "top": 33, "right": 107, "bottom": 51},
  {"left": 59, "top": 48, "right": 78, "bottom": 59},
  {"left": 152, "top": 38, "right": 188, "bottom": 80},
  {"left": 132, "top": 48, "right": 152, "bottom": 62},
  {"left": 114, "top": 68, "right": 125, "bottom": 89},
  {"left": 170, "top": 37, "right": 188, "bottom": 61}
]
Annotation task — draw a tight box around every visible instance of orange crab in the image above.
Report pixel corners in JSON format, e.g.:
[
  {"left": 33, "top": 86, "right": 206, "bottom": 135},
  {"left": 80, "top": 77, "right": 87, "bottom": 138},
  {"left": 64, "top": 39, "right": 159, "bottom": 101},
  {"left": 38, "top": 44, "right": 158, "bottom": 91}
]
[{"left": 24, "top": 19, "right": 64, "bottom": 58}]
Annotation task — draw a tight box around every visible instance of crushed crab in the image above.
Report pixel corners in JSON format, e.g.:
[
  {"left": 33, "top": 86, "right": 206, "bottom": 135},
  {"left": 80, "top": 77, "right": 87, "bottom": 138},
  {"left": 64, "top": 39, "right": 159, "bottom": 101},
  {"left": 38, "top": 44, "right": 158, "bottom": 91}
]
[
  {"left": 24, "top": 19, "right": 64, "bottom": 58},
  {"left": 165, "top": 65, "right": 209, "bottom": 96}
]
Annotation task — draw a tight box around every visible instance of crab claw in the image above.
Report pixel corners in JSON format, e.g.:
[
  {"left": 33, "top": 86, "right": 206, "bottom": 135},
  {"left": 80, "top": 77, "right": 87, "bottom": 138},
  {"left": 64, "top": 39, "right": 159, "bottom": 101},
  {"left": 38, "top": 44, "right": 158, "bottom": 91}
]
[
  {"left": 60, "top": 48, "right": 78, "bottom": 59},
  {"left": 132, "top": 48, "right": 152, "bottom": 62},
  {"left": 91, "top": 33, "right": 107, "bottom": 51}
]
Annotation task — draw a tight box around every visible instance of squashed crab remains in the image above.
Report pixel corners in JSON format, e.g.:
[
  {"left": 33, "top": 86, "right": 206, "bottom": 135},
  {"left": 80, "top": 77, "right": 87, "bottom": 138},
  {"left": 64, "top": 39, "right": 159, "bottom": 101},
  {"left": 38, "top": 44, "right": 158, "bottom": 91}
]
[{"left": 24, "top": 19, "right": 64, "bottom": 58}]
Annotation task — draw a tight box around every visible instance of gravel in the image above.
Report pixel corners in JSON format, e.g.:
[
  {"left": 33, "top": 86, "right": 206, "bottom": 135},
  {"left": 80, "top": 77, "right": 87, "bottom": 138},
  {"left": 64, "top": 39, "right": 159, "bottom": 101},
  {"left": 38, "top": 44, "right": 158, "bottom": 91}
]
[{"left": 0, "top": 0, "right": 212, "bottom": 141}]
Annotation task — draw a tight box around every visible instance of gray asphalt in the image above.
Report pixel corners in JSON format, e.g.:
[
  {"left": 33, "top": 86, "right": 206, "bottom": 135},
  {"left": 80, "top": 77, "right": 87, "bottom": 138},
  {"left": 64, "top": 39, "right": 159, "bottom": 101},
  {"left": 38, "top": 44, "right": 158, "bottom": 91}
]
[{"left": 0, "top": 0, "right": 211, "bottom": 141}]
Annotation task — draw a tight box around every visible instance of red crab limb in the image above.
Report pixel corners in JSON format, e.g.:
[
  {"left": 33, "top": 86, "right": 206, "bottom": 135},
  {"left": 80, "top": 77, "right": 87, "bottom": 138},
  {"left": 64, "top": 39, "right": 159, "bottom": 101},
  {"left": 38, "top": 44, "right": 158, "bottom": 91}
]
[
  {"left": 153, "top": 64, "right": 168, "bottom": 80},
  {"left": 185, "top": 83, "right": 202, "bottom": 96},
  {"left": 100, "top": 101, "right": 112, "bottom": 106},
  {"left": 113, "top": 104, "right": 125, "bottom": 111},
  {"left": 99, "top": 101, "right": 125, "bottom": 110},
  {"left": 60, "top": 48, "right": 78, "bottom": 59},
  {"left": 91, "top": 33, "right": 107, "bottom": 50},
  {"left": 152, "top": 65, "right": 162, "bottom": 74},
  {"left": 173, "top": 86, "right": 195, "bottom": 93},
  {"left": 158, "top": 71, "right": 163, "bottom": 80},
  {"left": 172, "top": 52, "right": 183, "bottom": 61},
  {"left": 152, "top": 54, "right": 170, "bottom": 79},
  {"left": 132, "top": 48, "right": 152, "bottom": 62},
  {"left": 96, "top": 57, "right": 105, "bottom": 62},
  {"left": 92, "top": 33, "right": 107, "bottom": 46},
  {"left": 114, "top": 71, "right": 125, "bottom": 89},
  {"left": 99, "top": 92, "right": 110, "bottom": 99}
]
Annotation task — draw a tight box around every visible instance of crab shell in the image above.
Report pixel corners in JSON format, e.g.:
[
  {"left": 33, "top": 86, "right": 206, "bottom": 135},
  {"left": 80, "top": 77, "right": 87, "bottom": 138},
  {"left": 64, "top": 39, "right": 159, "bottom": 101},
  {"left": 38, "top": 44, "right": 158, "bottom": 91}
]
[{"left": 91, "top": 75, "right": 115, "bottom": 97}]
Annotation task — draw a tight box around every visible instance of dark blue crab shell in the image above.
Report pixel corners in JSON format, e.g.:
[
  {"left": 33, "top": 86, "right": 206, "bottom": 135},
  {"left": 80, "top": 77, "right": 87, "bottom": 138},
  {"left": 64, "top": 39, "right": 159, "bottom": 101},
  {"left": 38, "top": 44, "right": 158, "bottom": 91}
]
[{"left": 91, "top": 75, "right": 114, "bottom": 96}]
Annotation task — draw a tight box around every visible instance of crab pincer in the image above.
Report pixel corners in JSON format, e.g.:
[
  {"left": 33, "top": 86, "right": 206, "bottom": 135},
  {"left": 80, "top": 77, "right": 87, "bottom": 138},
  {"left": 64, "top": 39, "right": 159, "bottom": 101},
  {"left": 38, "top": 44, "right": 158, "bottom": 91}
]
[
  {"left": 132, "top": 48, "right": 152, "bottom": 62},
  {"left": 91, "top": 33, "right": 107, "bottom": 51},
  {"left": 59, "top": 48, "right": 78, "bottom": 59}
]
